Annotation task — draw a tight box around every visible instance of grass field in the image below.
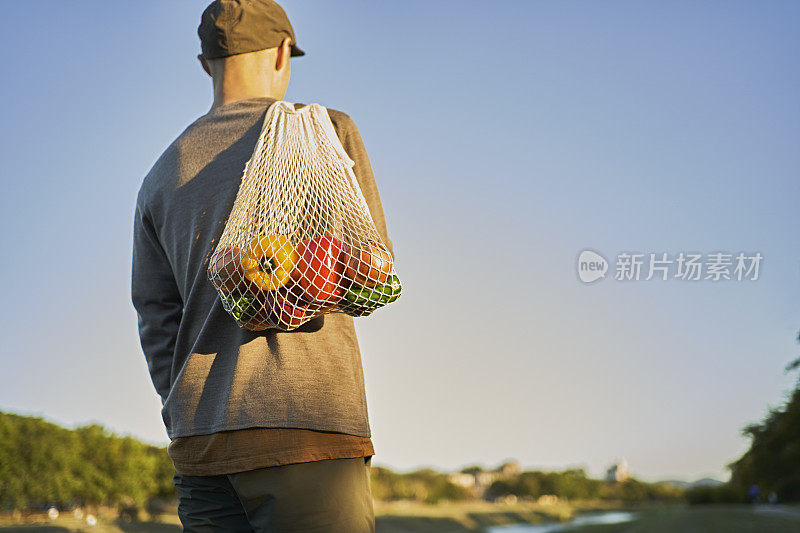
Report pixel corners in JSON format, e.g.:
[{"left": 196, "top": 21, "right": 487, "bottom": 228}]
[
  {"left": 0, "top": 514, "right": 182, "bottom": 533},
  {"left": 2, "top": 504, "right": 800, "bottom": 532},
  {"left": 561, "top": 505, "right": 800, "bottom": 532}
]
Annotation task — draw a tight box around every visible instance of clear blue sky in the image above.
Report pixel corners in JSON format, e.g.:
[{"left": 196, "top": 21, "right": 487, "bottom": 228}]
[{"left": 1, "top": 1, "right": 798, "bottom": 482}]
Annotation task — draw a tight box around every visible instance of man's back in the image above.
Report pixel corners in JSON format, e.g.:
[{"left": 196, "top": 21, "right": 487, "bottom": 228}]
[
  {"left": 133, "top": 3, "right": 386, "bottom": 529},
  {"left": 132, "top": 97, "right": 391, "bottom": 441}
]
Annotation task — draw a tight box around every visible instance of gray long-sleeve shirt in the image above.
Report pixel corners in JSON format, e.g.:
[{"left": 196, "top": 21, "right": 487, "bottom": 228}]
[{"left": 131, "top": 97, "right": 391, "bottom": 440}]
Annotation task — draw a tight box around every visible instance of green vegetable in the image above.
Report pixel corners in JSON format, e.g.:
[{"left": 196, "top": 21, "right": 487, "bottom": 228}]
[
  {"left": 224, "top": 295, "right": 259, "bottom": 322},
  {"left": 343, "top": 274, "right": 402, "bottom": 316}
]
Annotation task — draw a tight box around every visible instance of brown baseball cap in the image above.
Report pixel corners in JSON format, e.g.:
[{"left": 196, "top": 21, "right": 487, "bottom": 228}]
[{"left": 198, "top": 0, "right": 305, "bottom": 59}]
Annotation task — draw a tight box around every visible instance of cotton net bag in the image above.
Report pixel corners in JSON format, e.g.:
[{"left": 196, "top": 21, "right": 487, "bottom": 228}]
[{"left": 208, "top": 100, "right": 401, "bottom": 331}]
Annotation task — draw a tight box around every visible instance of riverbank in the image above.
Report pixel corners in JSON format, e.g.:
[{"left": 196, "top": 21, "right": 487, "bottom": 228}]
[
  {"left": 374, "top": 500, "right": 625, "bottom": 533},
  {"left": 375, "top": 503, "right": 800, "bottom": 533},
  {"left": 4, "top": 503, "right": 800, "bottom": 532}
]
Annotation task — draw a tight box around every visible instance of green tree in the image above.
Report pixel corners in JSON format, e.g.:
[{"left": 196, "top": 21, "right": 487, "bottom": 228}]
[
  {"left": 0, "top": 412, "right": 176, "bottom": 510},
  {"left": 729, "top": 330, "right": 800, "bottom": 501}
]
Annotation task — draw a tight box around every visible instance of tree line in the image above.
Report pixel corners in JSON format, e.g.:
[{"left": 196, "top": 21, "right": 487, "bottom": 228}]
[
  {"left": 370, "top": 466, "right": 683, "bottom": 504},
  {"left": 0, "top": 412, "right": 174, "bottom": 510},
  {"left": 0, "top": 411, "right": 686, "bottom": 511}
]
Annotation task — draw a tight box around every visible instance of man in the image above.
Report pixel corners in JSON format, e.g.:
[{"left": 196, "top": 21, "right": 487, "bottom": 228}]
[{"left": 131, "top": 1, "right": 392, "bottom": 531}]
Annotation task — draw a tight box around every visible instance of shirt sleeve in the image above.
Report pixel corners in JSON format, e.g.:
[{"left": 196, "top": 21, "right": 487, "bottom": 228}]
[
  {"left": 338, "top": 114, "right": 394, "bottom": 257},
  {"left": 131, "top": 200, "right": 183, "bottom": 403}
]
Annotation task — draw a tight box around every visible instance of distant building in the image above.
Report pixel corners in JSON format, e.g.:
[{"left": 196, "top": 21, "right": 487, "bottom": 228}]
[
  {"left": 448, "top": 472, "right": 476, "bottom": 488},
  {"left": 449, "top": 460, "right": 522, "bottom": 499},
  {"left": 606, "top": 458, "right": 630, "bottom": 482},
  {"left": 537, "top": 494, "right": 559, "bottom": 505},
  {"left": 500, "top": 460, "right": 521, "bottom": 476}
]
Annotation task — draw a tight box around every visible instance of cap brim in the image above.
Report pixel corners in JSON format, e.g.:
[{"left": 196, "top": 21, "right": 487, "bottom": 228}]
[{"left": 290, "top": 44, "right": 305, "bottom": 57}]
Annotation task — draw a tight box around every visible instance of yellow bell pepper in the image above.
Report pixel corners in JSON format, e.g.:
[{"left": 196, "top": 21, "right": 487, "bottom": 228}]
[{"left": 242, "top": 235, "right": 298, "bottom": 291}]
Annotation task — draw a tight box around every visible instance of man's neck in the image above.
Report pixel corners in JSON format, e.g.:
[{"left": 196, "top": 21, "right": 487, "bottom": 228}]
[{"left": 210, "top": 79, "right": 284, "bottom": 110}]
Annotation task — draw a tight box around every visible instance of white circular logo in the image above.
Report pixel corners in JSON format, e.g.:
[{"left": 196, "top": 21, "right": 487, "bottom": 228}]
[{"left": 577, "top": 250, "right": 608, "bottom": 283}]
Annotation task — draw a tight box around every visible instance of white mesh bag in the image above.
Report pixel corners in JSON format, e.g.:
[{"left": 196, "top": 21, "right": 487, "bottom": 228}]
[{"left": 208, "top": 100, "right": 401, "bottom": 331}]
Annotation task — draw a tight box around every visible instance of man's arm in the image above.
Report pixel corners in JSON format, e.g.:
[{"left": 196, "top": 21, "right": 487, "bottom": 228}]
[
  {"left": 131, "top": 201, "right": 183, "bottom": 403},
  {"left": 338, "top": 114, "right": 394, "bottom": 256}
]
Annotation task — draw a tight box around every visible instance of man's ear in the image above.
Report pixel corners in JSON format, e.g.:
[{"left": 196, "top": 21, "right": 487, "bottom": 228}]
[
  {"left": 275, "top": 37, "right": 291, "bottom": 71},
  {"left": 198, "top": 54, "right": 212, "bottom": 77}
]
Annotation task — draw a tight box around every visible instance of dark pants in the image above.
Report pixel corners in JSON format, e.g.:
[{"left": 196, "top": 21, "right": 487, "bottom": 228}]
[{"left": 173, "top": 456, "right": 374, "bottom": 532}]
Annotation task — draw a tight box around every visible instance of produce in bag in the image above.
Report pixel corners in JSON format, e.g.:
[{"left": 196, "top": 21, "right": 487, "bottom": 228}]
[{"left": 208, "top": 100, "right": 401, "bottom": 331}]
